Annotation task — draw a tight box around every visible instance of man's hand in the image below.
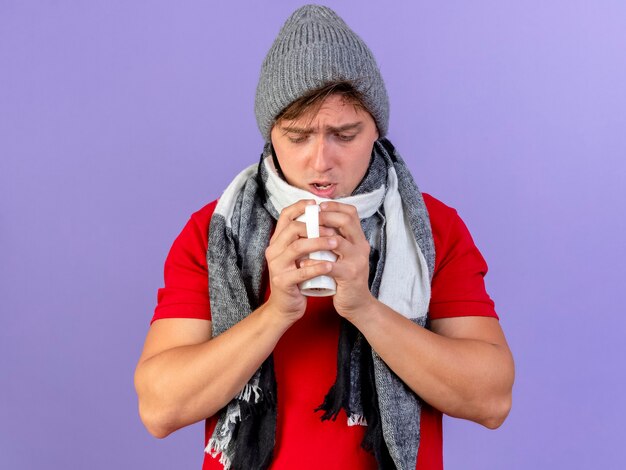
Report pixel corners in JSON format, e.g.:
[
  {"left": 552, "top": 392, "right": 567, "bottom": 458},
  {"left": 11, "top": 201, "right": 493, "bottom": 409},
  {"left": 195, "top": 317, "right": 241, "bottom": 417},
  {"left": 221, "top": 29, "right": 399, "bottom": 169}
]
[
  {"left": 315, "top": 201, "right": 375, "bottom": 319},
  {"left": 264, "top": 200, "right": 338, "bottom": 324},
  {"left": 313, "top": 201, "right": 513, "bottom": 428},
  {"left": 136, "top": 202, "right": 342, "bottom": 439}
]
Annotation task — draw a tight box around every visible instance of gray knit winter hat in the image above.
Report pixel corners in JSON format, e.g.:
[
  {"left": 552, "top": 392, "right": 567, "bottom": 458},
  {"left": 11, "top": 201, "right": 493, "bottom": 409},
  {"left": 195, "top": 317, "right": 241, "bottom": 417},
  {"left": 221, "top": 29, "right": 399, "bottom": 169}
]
[{"left": 255, "top": 4, "right": 389, "bottom": 141}]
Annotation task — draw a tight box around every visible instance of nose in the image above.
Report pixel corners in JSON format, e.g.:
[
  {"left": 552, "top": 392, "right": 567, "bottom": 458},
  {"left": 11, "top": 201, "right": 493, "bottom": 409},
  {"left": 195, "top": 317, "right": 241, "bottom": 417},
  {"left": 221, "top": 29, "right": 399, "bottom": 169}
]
[{"left": 310, "top": 136, "right": 333, "bottom": 173}]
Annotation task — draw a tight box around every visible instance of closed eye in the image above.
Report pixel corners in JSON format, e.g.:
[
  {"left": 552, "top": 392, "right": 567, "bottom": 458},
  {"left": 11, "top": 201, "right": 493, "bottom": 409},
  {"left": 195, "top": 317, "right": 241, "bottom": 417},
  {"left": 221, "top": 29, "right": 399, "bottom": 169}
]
[
  {"left": 287, "top": 134, "right": 309, "bottom": 144},
  {"left": 336, "top": 133, "right": 356, "bottom": 142}
]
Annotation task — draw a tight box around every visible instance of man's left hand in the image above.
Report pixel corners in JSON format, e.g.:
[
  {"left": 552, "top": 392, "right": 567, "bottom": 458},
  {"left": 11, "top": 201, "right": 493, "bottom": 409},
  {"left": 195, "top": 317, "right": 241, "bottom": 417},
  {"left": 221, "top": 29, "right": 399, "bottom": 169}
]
[{"left": 316, "top": 201, "right": 375, "bottom": 319}]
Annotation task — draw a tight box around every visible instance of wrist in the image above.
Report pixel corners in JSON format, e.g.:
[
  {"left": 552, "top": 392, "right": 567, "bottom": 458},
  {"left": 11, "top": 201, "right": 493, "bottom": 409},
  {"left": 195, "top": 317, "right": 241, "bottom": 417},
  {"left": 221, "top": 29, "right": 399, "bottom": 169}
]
[
  {"left": 337, "top": 293, "right": 378, "bottom": 326},
  {"left": 259, "top": 298, "right": 302, "bottom": 333}
]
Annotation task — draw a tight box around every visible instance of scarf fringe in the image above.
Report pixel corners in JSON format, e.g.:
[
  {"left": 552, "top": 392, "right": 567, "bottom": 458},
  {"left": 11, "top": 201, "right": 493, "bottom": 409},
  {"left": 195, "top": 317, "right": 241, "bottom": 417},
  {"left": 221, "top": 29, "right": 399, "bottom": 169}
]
[
  {"left": 235, "top": 383, "right": 263, "bottom": 403},
  {"left": 224, "top": 407, "right": 241, "bottom": 426},
  {"left": 204, "top": 402, "right": 242, "bottom": 468},
  {"left": 348, "top": 413, "right": 368, "bottom": 427},
  {"left": 205, "top": 439, "right": 232, "bottom": 470}
]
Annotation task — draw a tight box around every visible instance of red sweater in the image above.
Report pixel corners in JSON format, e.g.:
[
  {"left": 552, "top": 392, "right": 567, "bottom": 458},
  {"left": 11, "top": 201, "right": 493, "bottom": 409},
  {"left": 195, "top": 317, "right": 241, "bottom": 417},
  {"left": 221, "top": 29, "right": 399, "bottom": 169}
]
[{"left": 152, "top": 193, "right": 498, "bottom": 470}]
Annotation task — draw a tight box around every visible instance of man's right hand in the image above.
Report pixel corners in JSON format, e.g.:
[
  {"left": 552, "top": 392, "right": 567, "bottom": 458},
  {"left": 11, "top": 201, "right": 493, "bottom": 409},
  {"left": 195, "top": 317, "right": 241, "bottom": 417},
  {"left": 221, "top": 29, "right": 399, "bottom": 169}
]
[
  {"left": 136, "top": 200, "right": 338, "bottom": 439},
  {"left": 264, "top": 199, "right": 337, "bottom": 324}
]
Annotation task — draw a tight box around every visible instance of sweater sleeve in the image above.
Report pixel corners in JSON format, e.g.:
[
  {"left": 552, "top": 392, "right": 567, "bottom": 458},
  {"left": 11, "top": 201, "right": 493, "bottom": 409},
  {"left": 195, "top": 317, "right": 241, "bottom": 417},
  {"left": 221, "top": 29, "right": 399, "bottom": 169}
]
[
  {"left": 151, "top": 201, "right": 217, "bottom": 324},
  {"left": 424, "top": 194, "right": 498, "bottom": 320}
]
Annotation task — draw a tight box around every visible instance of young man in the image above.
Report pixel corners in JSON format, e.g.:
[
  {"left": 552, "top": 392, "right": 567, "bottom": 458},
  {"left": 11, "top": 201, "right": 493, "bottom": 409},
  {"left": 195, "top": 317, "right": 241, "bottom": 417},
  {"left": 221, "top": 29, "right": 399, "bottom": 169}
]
[{"left": 135, "top": 5, "right": 514, "bottom": 470}]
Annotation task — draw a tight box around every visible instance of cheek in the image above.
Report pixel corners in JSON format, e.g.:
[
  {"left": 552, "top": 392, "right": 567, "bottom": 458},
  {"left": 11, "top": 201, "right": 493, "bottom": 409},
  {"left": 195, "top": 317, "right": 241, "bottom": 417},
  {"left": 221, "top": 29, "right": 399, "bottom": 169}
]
[
  {"left": 280, "top": 159, "right": 301, "bottom": 179},
  {"left": 354, "top": 139, "right": 376, "bottom": 179},
  {"left": 272, "top": 146, "right": 308, "bottom": 186},
  {"left": 347, "top": 148, "right": 373, "bottom": 185}
]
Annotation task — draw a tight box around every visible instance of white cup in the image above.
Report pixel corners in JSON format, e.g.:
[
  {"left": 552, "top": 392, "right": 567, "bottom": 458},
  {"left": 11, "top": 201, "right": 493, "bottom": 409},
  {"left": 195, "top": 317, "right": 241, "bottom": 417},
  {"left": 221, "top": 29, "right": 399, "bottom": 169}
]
[{"left": 296, "top": 204, "right": 337, "bottom": 297}]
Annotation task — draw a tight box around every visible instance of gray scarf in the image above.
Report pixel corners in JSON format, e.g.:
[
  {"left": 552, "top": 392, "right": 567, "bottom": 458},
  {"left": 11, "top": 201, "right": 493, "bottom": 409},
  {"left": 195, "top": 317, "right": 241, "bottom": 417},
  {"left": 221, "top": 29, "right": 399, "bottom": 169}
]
[{"left": 205, "top": 139, "right": 435, "bottom": 469}]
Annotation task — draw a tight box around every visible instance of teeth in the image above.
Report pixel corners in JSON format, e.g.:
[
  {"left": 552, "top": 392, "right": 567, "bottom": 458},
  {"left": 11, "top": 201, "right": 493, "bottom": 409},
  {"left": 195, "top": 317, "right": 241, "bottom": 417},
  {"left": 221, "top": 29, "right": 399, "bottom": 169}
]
[{"left": 314, "top": 183, "right": 331, "bottom": 189}]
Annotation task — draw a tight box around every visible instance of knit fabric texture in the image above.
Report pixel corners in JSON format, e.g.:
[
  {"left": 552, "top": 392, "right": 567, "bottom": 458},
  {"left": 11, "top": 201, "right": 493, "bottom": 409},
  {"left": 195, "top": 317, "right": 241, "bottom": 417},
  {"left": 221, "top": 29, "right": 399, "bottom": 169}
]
[
  {"left": 205, "top": 139, "right": 435, "bottom": 470},
  {"left": 254, "top": 4, "right": 389, "bottom": 141}
]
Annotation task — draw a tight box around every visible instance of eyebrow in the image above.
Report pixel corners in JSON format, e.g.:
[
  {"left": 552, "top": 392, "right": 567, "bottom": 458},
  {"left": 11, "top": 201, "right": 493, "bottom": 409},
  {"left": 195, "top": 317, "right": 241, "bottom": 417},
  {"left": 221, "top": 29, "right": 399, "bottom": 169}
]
[{"left": 280, "top": 122, "right": 363, "bottom": 134}]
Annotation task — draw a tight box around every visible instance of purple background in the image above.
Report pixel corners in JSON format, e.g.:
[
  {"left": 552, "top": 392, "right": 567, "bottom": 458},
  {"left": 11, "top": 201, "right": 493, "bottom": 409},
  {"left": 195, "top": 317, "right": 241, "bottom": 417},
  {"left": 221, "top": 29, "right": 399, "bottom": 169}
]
[{"left": 2, "top": 1, "right": 625, "bottom": 469}]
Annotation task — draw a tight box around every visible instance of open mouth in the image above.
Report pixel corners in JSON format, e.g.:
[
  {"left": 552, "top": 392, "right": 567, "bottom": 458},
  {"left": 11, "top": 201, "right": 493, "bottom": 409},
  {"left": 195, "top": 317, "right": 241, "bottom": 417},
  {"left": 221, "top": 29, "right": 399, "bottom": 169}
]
[{"left": 310, "top": 182, "right": 336, "bottom": 197}]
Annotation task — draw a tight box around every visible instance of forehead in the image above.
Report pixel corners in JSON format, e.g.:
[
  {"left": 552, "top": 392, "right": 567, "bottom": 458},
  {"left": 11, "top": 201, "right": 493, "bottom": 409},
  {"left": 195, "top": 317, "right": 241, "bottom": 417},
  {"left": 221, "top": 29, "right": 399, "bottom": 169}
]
[{"left": 280, "top": 94, "right": 372, "bottom": 128}]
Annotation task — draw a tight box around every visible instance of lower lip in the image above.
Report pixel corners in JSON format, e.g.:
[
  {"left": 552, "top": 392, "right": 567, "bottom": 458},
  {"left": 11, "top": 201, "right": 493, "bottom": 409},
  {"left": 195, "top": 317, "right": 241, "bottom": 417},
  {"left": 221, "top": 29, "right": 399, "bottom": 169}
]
[{"left": 310, "top": 184, "right": 336, "bottom": 198}]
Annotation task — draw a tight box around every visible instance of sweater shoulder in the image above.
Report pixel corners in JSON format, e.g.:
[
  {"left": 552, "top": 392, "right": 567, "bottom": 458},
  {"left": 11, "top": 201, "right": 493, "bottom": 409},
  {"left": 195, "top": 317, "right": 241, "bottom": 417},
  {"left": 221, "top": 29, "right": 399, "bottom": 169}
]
[
  {"left": 422, "top": 192, "right": 459, "bottom": 227},
  {"left": 187, "top": 199, "right": 219, "bottom": 233}
]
